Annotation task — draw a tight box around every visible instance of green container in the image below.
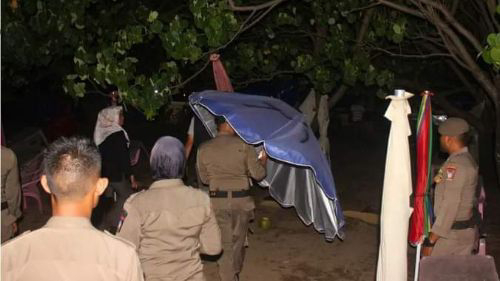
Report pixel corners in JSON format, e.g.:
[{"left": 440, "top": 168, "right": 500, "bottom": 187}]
[{"left": 259, "top": 216, "right": 271, "bottom": 230}]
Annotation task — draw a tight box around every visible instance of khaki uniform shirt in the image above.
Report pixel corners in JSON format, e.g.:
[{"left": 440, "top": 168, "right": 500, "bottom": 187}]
[
  {"left": 432, "top": 147, "right": 478, "bottom": 238},
  {"left": 1, "top": 147, "right": 22, "bottom": 242},
  {"left": 117, "top": 179, "right": 221, "bottom": 281},
  {"left": 197, "top": 134, "right": 266, "bottom": 210},
  {"left": 1, "top": 216, "right": 144, "bottom": 281}
]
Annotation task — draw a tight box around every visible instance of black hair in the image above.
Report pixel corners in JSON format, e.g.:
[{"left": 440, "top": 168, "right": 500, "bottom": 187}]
[{"left": 43, "top": 137, "right": 101, "bottom": 200}]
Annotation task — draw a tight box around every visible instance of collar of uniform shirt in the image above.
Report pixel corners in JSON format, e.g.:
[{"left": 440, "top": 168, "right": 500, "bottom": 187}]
[
  {"left": 450, "top": 146, "right": 468, "bottom": 157},
  {"left": 45, "top": 216, "right": 94, "bottom": 229},
  {"left": 149, "top": 179, "right": 184, "bottom": 189}
]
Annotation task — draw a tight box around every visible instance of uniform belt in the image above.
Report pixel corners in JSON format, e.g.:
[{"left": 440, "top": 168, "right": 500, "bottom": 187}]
[
  {"left": 1, "top": 201, "right": 8, "bottom": 210},
  {"left": 209, "top": 190, "right": 250, "bottom": 198},
  {"left": 451, "top": 219, "right": 476, "bottom": 230}
]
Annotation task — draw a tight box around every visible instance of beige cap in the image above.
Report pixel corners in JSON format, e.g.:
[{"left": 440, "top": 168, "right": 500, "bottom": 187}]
[{"left": 438, "top": 117, "right": 469, "bottom": 136}]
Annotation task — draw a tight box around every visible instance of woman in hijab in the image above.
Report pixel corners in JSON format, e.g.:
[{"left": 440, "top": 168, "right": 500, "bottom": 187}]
[
  {"left": 93, "top": 106, "right": 138, "bottom": 233},
  {"left": 117, "top": 136, "right": 221, "bottom": 281}
]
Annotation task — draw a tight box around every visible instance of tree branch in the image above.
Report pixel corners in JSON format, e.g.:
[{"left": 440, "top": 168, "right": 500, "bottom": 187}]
[
  {"left": 241, "top": 3, "right": 278, "bottom": 32},
  {"left": 430, "top": 9, "right": 499, "bottom": 103},
  {"left": 433, "top": 93, "right": 484, "bottom": 131},
  {"left": 228, "top": 0, "right": 286, "bottom": 12},
  {"left": 329, "top": 8, "right": 374, "bottom": 109},
  {"left": 174, "top": 10, "right": 263, "bottom": 91},
  {"left": 347, "top": 2, "right": 381, "bottom": 13},
  {"left": 418, "top": 0, "right": 483, "bottom": 52},
  {"left": 171, "top": 59, "right": 211, "bottom": 90},
  {"left": 233, "top": 70, "right": 296, "bottom": 87},
  {"left": 485, "top": 0, "right": 500, "bottom": 31},
  {"left": 377, "top": 0, "right": 424, "bottom": 18},
  {"left": 435, "top": 25, "right": 469, "bottom": 69},
  {"left": 372, "top": 46, "right": 452, "bottom": 58},
  {"left": 205, "top": 9, "right": 257, "bottom": 56},
  {"left": 476, "top": 0, "right": 499, "bottom": 33},
  {"left": 422, "top": 43, "right": 483, "bottom": 103},
  {"left": 451, "top": 0, "right": 459, "bottom": 15},
  {"left": 381, "top": 0, "right": 499, "bottom": 108}
]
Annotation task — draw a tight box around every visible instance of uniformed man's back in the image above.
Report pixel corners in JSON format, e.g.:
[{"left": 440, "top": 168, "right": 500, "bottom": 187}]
[
  {"left": 117, "top": 136, "right": 221, "bottom": 281},
  {"left": 1, "top": 146, "right": 22, "bottom": 242},
  {"left": 196, "top": 117, "right": 267, "bottom": 281},
  {"left": 1, "top": 137, "right": 144, "bottom": 281},
  {"left": 2, "top": 217, "right": 141, "bottom": 281},
  {"left": 119, "top": 180, "right": 220, "bottom": 280},
  {"left": 198, "top": 134, "right": 265, "bottom": 190}
]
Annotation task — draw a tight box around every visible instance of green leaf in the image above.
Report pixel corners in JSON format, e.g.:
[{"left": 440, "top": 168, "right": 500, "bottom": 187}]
[
  {"left": 392, "top": 34, "right": 403, "bottom": 43},
  {"left": 496, "top": 4, "right": 500, "bottom": 15},
  {"left": 148, "top": 11, "right": 159, "bottom": 23},
  {"left": 73, "top": 82, "right": 86, "bottom": 97},
  {"left": 75, "top": 23, "right": 85, "bottom": 30},
  {"left": 70, "top": 13, "right": 78, "bottom": 24},
  {"left": 482, "top": 49, "right": 493, "bottom": 64},
  {"left": 393, "top": 24, "right": 402, "bottom": 34},
  {"left": 490, "top": 47, "right": 500, "bottom": 62},
  {"left": 150, "top": 21, "right": 163, "bottom": 33},
  {"left": 487, "top": 33, "right": 497, "bottom": 47},
  {"left": 376, "top": 72, "right": 386, "bottom": 87}
]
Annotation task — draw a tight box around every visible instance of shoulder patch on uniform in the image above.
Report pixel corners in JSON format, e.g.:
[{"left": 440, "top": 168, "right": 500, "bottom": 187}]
[
  {"left": 434, "top": 168, "right": 444, "bottom": 184},
  {"left": 446, "top": 166, "right": 457, "bottom": 180}
]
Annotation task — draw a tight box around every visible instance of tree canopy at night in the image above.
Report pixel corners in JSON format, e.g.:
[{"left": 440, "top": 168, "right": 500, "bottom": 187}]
[{"left": 2, "top": 0, "right": 500, "bottom": 179}]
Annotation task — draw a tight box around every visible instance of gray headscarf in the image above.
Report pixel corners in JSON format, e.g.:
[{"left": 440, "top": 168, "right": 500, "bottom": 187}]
[{"left": 150, "top": 136, "right": 185, "bottom": 180}]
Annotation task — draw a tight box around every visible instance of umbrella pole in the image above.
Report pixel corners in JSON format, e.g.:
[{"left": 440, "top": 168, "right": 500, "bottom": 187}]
[{"left": 414, "top": 243, "right": 421, "bottom": 281}]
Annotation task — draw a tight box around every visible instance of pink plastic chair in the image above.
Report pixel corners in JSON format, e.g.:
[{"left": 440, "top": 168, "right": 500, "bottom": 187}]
[{"left": 20, "top": 153, "right": 44, "bottom": 212}]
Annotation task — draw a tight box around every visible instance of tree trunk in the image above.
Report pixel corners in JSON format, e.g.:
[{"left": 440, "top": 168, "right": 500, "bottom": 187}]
[
  {"left": 476, "top": 98, "right": 497, "bottom": 189},
  {"left": 492, "top": 76, "right": 500, "bottom": 187},
  {"left": 328, "top": 8, "right": 374, "bottom": 109},
  {"left": 328, "top": 84, "right": 348, "bottom": 109},
  {"left": 493, "top": 100, "right": 500, "bottom": 186}
]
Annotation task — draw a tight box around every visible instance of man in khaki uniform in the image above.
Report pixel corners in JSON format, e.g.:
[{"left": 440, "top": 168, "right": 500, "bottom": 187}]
[
  {"left": 197, "top": 116, "right": 267, "bottom": 281},
  {"left": 1, "top": 146, "right": 22, "bottom": 243},
  {"left": 1, "top": 137, "right": 144, "bottom": 281},
  {"left": 422, "top": 118, "right": 479, "bottom": 256},
  {"left": 117, "top": 136, "right": 221, "bottom": 281}
]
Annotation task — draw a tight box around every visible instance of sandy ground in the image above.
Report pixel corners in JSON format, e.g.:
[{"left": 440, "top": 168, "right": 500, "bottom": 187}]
[
  {"left": 203, "top": 198, "right": 381, "bottom": 281},
  {"left": 14, "top": 120, "right": 499, "bottom": 280}
]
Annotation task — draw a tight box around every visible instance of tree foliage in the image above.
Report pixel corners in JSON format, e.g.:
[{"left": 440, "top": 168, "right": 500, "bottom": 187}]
[
  {"left": 2, "top": 0, "right": 401, "bottom": 119},
  {"left": 482, "top": 5, "right": 500, "bottom": 70},
  {"left": 3, "top": 0, "right": 500, "bottom": 120}
]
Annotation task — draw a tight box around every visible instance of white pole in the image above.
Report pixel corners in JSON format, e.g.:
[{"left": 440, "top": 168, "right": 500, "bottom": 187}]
[{"left": 414, "top": 243, "right": 422, "bottom": 281}]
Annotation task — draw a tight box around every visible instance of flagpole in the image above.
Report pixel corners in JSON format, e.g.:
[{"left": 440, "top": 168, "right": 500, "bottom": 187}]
[{"left": 414, "top": 243, "right": 421, "bottom": 281}]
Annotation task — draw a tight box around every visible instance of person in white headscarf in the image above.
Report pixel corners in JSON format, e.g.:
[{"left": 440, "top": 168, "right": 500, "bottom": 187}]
[{"left": 93, "top": 106, "right": 137, "bottom": 233}]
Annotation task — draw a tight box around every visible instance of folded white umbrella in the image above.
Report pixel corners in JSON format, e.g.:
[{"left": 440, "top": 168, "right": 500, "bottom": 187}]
[{"left": 376, "top": 90, "right": 414, "bottom": 281}]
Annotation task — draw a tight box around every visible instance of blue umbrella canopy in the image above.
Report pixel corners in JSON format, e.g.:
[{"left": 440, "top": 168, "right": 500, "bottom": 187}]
[{"left": 190, "top": 90, "right": 345, "bottom": 240}]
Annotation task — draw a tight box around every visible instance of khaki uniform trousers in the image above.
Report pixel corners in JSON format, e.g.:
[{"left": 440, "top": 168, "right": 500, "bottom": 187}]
[
  {"left": 215, "top": 207, "right": 252, "bottom": 281},
  {"left": 432, "top": 227, "right": 477, "bottom": 256}
]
